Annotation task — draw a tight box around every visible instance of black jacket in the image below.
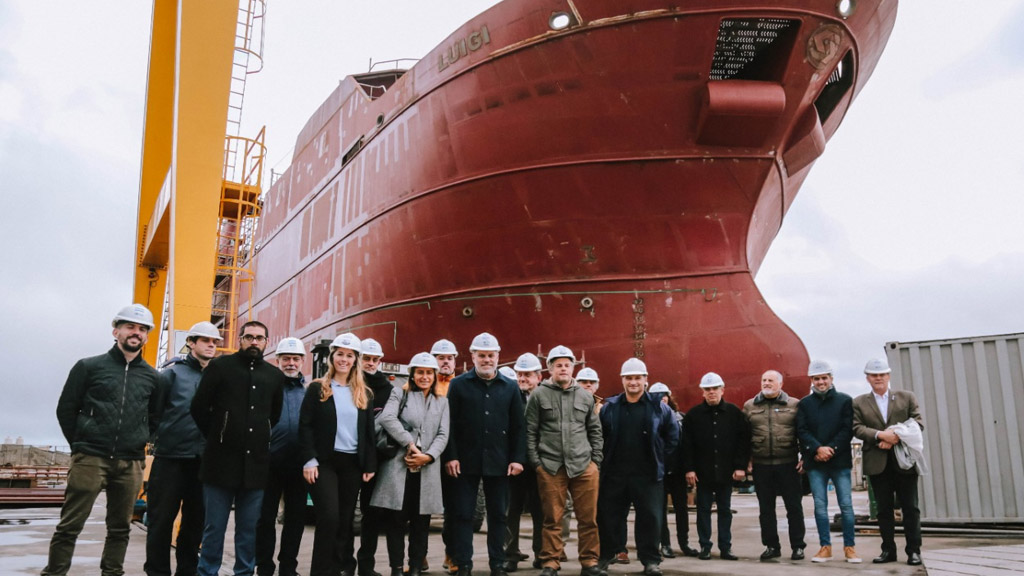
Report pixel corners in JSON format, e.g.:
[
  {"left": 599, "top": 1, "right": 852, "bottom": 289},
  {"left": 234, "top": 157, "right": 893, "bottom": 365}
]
[
  {"left": 599, "top": 392, "right": 679, "bottom": 481},
  {"left": 298, "top": 381, "right": 377, "bottom": 474},
  {"left": 796, "top": 387, "right": 854, "bottom": 470},
  {"left": 442, "top": 368, "right": 526, "bottom": 475},
  {"left": 152, "top": 353, "right": 205, "bottom": 458},
  {"left": 682, "top": 400, "right": 751, "bottom": 484},
  {"left": 190, "top": 350, "right": 284, "bottom": 489},
  {"left": 269, "top": 374, "right": 306, "bottom": 468},
  {"left": 365, "top": 370, "right": 397, "bottom": 416},
  {"left": 55, "top": 345, "right": 159, "bottom": 460}
]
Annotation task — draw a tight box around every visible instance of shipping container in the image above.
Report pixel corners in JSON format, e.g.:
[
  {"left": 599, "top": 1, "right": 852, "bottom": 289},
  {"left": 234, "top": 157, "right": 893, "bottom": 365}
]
[{"left": 885, "top": 333, "right": 1024, "bottom": 523}]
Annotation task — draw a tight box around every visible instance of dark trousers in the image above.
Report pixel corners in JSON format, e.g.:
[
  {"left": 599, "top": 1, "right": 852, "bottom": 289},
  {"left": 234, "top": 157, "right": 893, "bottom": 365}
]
[
  {"left": 255, "top": 462, "right": 307, "bottom": 576},
  {"left": 359, "top": 473, "right": 401, "bottom": 574},
  {"left": 310, "top": 452, "right": 362, "bottom": 576},
  {"left": 752, "top": 462, "right": 806, "bottom": 551},
  {"left": 145, "top": 456, "right": 204, "bottom": 576},
  {"left": 695, "top": 480, "right": 733, "bottom": 551},
  {"left": 870, "top": 460, "right": 922, "bottom": 555},
  {"left": 441, "top": 473, "right": 456, "bottom": 559},
  {"left": 505, "top": 466, "right": 542, "bottom": 559},
  {"left": 598, "top": 475, "right": 663, "bottom": 567},
  {"left": 453, "top": 473, "right": 509, "bottom": 570},
  {"left": 660, "top": 472, "right": 690, "bottom": 550},
  {"left": 383, "top": 472, "right": 432, "bottom": 568}
]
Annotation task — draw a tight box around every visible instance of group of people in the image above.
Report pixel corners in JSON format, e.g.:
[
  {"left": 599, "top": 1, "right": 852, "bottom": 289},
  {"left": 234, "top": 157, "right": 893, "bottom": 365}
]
[{"left": 42, "top": 303, "right": 926, "bottom": 576}]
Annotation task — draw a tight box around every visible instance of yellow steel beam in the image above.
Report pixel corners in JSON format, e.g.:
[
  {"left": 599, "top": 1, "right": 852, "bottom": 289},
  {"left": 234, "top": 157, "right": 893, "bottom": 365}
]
[{"left": 134, "top": 0, "right": 238, "bottom": 364}]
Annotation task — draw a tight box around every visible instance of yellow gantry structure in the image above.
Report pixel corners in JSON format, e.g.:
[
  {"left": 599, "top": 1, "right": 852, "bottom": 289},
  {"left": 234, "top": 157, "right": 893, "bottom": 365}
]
[{"left": 134, "top": 0, "right": 266, "bottom": 366}]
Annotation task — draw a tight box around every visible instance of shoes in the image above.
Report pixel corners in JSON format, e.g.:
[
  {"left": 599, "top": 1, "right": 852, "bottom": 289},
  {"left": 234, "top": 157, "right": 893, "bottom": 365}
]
[
  {"left": 423, "top": 560, "right": 430, "bottom": 573},
  {"left": 409, "top": 568, "right": 423, "bottom": 576},
  {"left": 681, "top": 545, "right": 699, "bottom": 558},
  {"left": 844, "top": 546, "right": 862, "bottom": 564},
  {"left": 445, "top": 557, "right": 459, "bottom": 575},
  {"left": 532, "top": 560, "right": 544, "bottom": 569},
  {"left": 611, "top": 552, "right": 630, "bottom": 565},
  {"left": 760, "top": 546, "right": 781, "bottom": 561},
  {"left": 596, "top": 559, "right": 611, "bottom": 572},
  {"left": 580, "top": 565, "right": 605, "bottom": 576},
  {"left": 509, "top": 552, "right": 529, "bottom": 562},
  {"left": 873, "top": 550, "right": 897, "bottom": 564},
  {"left": 540, "top": 568, "right": 558, "bottom": 576},
  {"left": 390, "top": 569, "right": 404, "bottom": 576},
  {"left": 698, "top": 546, "right": 712, "bottom": 561},
  {"left": 490, "top": 569, "right": 509, "bottom": 576},
  {"left": 720, "top": 550, "right": 738, "bottom": 561},
  {"left": 811, "top": 545, "right": 831, "bottom": 563},
  {"left": 791, "top": 547, "right": 805, "bottom": 561},
  {"left": 501, "top": 561, "right": 518, "bottom": 573},
  {"left": 456, "top": 567, "right": 472, "bottom": 576},
  {"left": 641, "top": 565, "right": 662, "bottom": 576},
  {"left": 660, "top": 546, "right": 675, "bottom": 559},
  {"left": 907, "top": 553, "right": 922, "bottom": 566}
]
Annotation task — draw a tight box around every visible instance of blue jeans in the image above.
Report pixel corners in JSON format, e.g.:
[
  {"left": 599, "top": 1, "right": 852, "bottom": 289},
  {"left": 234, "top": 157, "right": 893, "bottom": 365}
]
[
  {"left": 806, "top": 467, "right": 855, "bottom": 547},
  {"left": 197, "top": 484, "right": 264, "bottom": 576}
]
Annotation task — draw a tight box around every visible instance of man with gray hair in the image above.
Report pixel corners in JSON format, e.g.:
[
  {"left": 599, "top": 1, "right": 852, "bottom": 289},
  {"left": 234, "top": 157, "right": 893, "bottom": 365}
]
[{"left": 742, "top": 370, "right": 805, "bottom": 562}]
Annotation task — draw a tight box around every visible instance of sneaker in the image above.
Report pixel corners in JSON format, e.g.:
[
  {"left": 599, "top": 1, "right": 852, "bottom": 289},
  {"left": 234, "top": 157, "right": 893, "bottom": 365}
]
[
  {"left": 612, "top": 553, "right": 630, "bottom": 565},
  {"left": 844, "top": 547, "right": 862, "bottom": 564},
  {"left": 759, "top": 547, "right": 781, "bottom": 561},
  {"left": 811, "top": 546, "right": 832, "bottom": 563},
  {"left": 791, "top": 547, "right": 805, "bottom": 561},
  {"left": 641, "top": 565, "right": 662, "bottom": 576},
  {"left": 698, "top": 547, "right": 712, "bottom": 561}
]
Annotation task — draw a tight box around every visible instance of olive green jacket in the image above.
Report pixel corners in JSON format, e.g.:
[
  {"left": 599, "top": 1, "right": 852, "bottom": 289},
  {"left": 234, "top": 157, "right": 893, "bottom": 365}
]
[{"left": 525, "top": 379, "right": 603, "bottom": 477}]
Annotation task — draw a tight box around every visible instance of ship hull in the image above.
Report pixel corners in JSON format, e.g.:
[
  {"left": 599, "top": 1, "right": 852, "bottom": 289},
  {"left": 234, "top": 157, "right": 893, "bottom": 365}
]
[{"left": 249, "top": 0, "right": 897, "bottom": 406}]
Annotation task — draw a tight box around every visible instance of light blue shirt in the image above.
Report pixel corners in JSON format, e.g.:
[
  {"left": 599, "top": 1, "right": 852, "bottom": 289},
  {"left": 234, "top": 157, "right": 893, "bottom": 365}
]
[{"left": 332, "top": 382, "right": 359, "bottom": 453}]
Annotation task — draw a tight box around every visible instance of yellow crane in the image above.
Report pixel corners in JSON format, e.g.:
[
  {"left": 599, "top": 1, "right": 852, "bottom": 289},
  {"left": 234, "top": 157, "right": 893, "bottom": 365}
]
[{"left": 133, "top": 0, "right": 267, "bottom": 365}]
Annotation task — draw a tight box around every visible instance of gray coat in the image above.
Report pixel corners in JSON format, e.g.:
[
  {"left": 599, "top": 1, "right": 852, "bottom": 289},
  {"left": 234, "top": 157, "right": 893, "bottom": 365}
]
[{"left": 370, "top": 387, "right": 450, "bottom": 514}]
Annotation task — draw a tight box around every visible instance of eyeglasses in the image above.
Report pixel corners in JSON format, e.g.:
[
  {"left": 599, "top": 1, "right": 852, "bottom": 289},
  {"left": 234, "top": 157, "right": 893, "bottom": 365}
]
[{"left": 241, "top": 334, "right": 267, "bottom": 342}]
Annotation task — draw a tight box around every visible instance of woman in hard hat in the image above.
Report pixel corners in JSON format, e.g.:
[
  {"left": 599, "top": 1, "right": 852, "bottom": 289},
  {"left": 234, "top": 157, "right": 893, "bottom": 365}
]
[
  {"left": 299, "top": 333, "right": 377, "bottom": 576},
  {"left": 371, "top": 352, "right": 450, "bottom": 576}
]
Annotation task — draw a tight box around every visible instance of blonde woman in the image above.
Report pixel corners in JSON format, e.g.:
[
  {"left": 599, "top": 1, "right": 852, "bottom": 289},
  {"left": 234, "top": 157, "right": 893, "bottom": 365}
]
[
  {"left": 299, "top": 333, "right": 377, "bottom": 576},
  {"left": 372, "top": 352, "right": 450, "bottom": 576}
]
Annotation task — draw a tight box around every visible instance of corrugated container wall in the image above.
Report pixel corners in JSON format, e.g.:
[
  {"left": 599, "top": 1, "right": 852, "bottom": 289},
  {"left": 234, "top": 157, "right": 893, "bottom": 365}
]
[{"left": 885, "top": 333, "right": 1024, "bottom": 523}]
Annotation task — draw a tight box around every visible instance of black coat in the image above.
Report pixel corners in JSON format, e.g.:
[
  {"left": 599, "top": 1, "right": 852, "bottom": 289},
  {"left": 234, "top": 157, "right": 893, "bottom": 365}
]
[
  {"left": 190, "top": 350, "right": 284, "bottom": 489},
  {"left": 152, "top": 353, "right": 206, "bottom": 458},
  {"left": 442, "top": 368, "right": 526, "bottom": 476},
  {"left": 600, "top": 392, "right": 679, "bottom": 481},
  {"left": 298, "top": 381, "right": 377, "bottom": 474},
  {"left": 681, "top": 400, "right": 751, "bottom": 485},
  {"left": 796, "top": 387, "right": 854, "bottom": 470}
]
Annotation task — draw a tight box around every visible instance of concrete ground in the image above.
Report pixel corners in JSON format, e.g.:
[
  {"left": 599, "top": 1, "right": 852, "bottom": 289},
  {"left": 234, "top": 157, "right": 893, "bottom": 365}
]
[{"left": 2, "top": 490, "right": 1022, "bottom": 576}]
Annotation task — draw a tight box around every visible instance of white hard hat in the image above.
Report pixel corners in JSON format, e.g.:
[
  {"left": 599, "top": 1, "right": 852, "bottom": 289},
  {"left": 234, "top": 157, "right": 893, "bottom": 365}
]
[
  {"left": 112, "top": 304, "right": 155, "bottom": 329},
  {"left": 276, "top": 337, "right": 306, "bottom": 356},
  {"left": 808, "top": 359, "right": 834, "bottom": 377},
  {"left": 649, "top": 382, "right": 670, "bottom": 394},
  {"left": 469, "top": 332, "right": 501, "bottom": 352},
  {"left": 576, "top": 367, "right": 599, "bottom": 382},
  {"left": 620, "top": 357, "right": 648, "bottom": 376},
  {"left": 361, "top": 338, "right": 384, "bottom": 358},
  {"left": 498, "top": 366, "right": 517, "bottom": 380},
  {"left": 187, "top": 321, "right": 222, "bottom": 340},
  {"left": 546, "top": 345, "right": 576, "bottom": 365},
  {"left": 514, "top": 353, "right": 543, "bottom": 372},
  {"left": 330, "top": 333, "right": 362, "bottom": 353},
  {"left": 409, "top": 352, "right": 440, "bottom": 370},
  {"left": 699, "top": 372, "right": 725, "bottom": 388},
  {"left": 430, "top": 339, "right": 459, "bottom": 357},
  {"left": 864, "top": 358, "right": 892, "bottom": 374}
]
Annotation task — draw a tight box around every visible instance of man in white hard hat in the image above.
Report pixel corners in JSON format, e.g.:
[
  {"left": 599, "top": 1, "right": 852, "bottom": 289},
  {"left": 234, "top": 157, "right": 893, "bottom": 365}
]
[
  {"left": 357, "top": 338, "right": 400, "bottom": 576},
  {"left": 796, "top": 360, "right": 860, "bottom": 564},
  {"left": 526, "top": 346, "right": 603, "bottom": 576},
  {"left": 852, "top": 359, "right": 924, "bottom": 566},
  {"left": 190, "top": 320, "right": 286, "bottom": 576},
  {"left": 597, "top": 358, "right": 679, "bottom": 576},
  {"left": 146, "top": 321, "right": 222, "bottom": 576},
  {"left": 575, "top": 368, "right": 603, "bottom": 414},
  {"left": 255, "top": 337, "right": 310, "bottom": 576},
  {"left": 742, "top": 370, "right": 806, "bottom": 562},
  {"left": 503, "top": 353, "right": 545, "bottom": 572},
  {"left": 443, "top": 333, "right": 526, "bottom": 576},
  {"left": 45, "top": 304, "right": 160, "bottom": 576},
  {"left": 430, "top": 338, "right": 460, "bottom": 574},
  {"left": 682, "top": 373, "right": 750, "bottom": 561}
]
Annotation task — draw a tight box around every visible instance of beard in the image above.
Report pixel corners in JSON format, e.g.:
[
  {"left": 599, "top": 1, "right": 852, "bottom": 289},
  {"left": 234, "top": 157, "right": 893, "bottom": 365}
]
[
  {"left": 121, "top": 338, "right": 143, "bottom": 353},
  {"left": 244, "top": 345, "right": 262, "bottom": 358}
]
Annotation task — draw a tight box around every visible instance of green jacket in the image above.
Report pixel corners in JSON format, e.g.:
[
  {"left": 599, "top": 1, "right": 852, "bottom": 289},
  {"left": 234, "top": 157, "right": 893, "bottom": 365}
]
[
  {"left": 743, "top": 391, "right": 800, "bottom": 465},
  {"left": 525, "top": 379, "right": 602, "bottom": 477}
]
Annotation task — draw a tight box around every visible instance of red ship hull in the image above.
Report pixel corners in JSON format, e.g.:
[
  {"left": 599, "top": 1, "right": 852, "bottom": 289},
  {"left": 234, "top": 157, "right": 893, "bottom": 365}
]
[{"left": 249, "top": 0, "right": 897, "bottom": 407}]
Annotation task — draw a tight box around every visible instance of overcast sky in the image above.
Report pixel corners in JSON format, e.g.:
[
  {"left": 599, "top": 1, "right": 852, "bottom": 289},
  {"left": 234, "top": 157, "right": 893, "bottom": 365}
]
[{"left": 1, "top": 1, "right": 1022, "bottom": 446}]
